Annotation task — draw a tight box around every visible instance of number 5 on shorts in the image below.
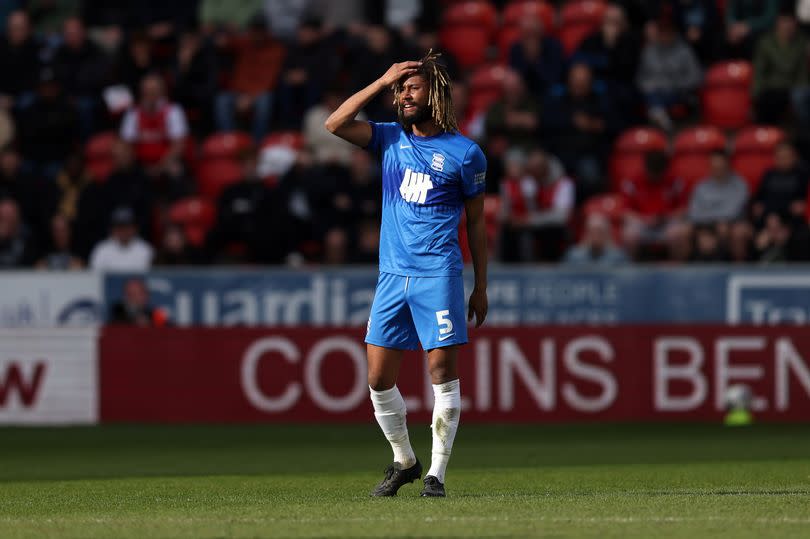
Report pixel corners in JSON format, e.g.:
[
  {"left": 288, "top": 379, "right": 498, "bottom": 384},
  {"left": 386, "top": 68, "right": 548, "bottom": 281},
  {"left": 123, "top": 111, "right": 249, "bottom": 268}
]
[{"left": 436, "top": 309, "right": 453, "bottom": 335}]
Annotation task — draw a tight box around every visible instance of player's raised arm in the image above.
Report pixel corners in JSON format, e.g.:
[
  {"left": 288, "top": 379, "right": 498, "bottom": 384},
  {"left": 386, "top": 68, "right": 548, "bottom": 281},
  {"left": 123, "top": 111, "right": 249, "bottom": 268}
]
[{"left": 324, "top": 61, "right": 421, "bottom": 147}]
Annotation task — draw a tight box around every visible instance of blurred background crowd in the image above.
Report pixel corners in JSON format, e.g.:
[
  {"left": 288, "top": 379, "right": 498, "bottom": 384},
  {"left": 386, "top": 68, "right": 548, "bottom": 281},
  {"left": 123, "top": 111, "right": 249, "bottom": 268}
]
[{"left": 1, "top": 0, "right": 810, "bottom": 271}]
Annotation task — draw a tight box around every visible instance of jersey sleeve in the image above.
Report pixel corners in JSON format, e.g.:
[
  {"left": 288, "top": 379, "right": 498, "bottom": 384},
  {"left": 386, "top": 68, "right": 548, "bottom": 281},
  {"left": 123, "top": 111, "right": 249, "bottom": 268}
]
[
  {"left": 461, "top": 143, "right": 487, "bottom": 199},
  {"left": 364, "top": 121, "right": 401, "bottom": 153}
]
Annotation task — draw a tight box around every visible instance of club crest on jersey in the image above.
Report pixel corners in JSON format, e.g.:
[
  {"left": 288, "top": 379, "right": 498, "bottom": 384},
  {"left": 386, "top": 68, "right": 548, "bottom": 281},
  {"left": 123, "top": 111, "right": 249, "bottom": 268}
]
[
  {"left": 400, "top": 168, "right": 433, "bottom": 204},
  {"left": 431, "top": 153, "right": 445, "bottom": 172}
]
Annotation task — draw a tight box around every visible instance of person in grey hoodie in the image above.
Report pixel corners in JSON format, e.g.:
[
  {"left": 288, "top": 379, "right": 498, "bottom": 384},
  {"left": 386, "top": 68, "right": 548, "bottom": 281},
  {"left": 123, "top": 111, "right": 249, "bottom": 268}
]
[
  {"left": 688, "top": 150, "right": 749, "bottom": 224},
  {"left": 636, "top": 18, "right": 702, "bottom": 131}
]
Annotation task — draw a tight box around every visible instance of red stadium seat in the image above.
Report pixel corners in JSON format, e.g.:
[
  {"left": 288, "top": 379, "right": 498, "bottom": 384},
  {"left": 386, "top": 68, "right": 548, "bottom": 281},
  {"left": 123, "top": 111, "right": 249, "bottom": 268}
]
[
  {"left": 440, "top": 1, "right": 498, "bottom": 68},
  {"left": 559, "top": 0, "right": 606, "bottom": 55},
  {"left": 168, "top": 196, "right": 216, "bottom": 247},
  {"left": 702, "top": 61, "right": 753, "bottom": 130},
  {"left": 671, "top": 126, "right": 727, "bottom": 194},
  {"left": 196, "top": 159, "right": 243, "bottom": 199},
  {"left": 498, "top": 1, "right": 556, "bottom": 59},
  {"left": 731, "top": 126, "right": 785, "bottom": 192},
  {"left": 201, "top": 132, "right": 253, "bottom": 160},
  {"left": 85, "top": 131, "right": 118, "bottom": 182},
  {"left": 468, "top": 64, "right": 508, "bottom": 116},
  {"left": 261, "top": 131, "right": 304, "bottom": 150},
  {"left": 609, "top": 127, "right": 668, "bottom": 190}
]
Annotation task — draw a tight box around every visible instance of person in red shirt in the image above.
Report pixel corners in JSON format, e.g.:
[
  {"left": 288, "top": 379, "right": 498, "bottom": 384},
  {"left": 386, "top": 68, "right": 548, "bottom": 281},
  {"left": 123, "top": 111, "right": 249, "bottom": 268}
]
[
  {"left": 120, "top": 74, "right": 189, "bottom": 177},
  {"left": 621, "top": 150, "right": 691, "bottom": 261},
  {"left": 500, "top": 148, "right": 575, "bottom": 261}
]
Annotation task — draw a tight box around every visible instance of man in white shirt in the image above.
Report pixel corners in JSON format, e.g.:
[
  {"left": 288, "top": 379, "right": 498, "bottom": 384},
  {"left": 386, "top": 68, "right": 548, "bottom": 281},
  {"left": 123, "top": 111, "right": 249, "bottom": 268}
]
[{"left": 89, "top": 207, "right": 153, "bottom": 271}]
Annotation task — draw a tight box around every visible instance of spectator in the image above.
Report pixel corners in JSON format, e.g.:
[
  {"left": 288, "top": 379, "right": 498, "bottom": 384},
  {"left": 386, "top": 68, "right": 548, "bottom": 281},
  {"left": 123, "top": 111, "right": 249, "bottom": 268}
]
[
  {"left": 752, "top": 13, "right": 810, "bottom": 125},
  {"left": 174, "top": 29, "right": 218, "bottom": 133},
  {"left": 27, "top": 0, "right": 78, "bottom": 38},
  {"left": 51, "top": 17, "right": 109, "bottom": 139},
  {"left": 108, "top": 277, "right": 167, "bottom": 326},
  {"left": 754, "top": 212, "right": 793, "bottom": 262},
  {"left": 205, "top": 147, "right": 270, "bottom": 262},
  {"left": 690, "top": 224, "right": 728, "bottom": 262},
  {"left": 508, "top": 17, "right": 564, "bottom": 96},
  {"left": 154, "top": 223, "right": 199, "bottom": 266},
  {"left": 671, "top": 0, "right": 721, "bottom": 63},
  {"left": 89, "top": 206, "right": 154, "bottom": 270},
  {"left": 0, "top": 11, "right": 40, "bottom": 111},
  {"left": 688, "top": 150, "right": 749, "bottom": 225},
  {"left": 275, "top": 18, "right": 336, "bottom": 127},
  {"left": 451, "top": 79, "right": 484, "bottom": 140},
  {"left": 484, "top": 69, "right": 540, "bottom": 151},
  {"left": 0, "top": 146, "right": 56, "bottom": 246},
  {"left": 724, "top": 0, "right": 779, "bottom": 59},
  {"left": 563, "top": 213, "right": 628, "bottom": 266},
  {"left": 120, "top": 74, "right": 189, "bottom": 177},
  {"left": 56, "top": 152, "right": 107, "bottom": 259},
  {"left": 543, "top": 63, "right": 619, "bottom": 199},
  {"left": 36, "top": 213, "right": 84, "bottom": 270},
  {"left": 115, "top": 31, "right": 154, "bottom": 96},
  {"left": 500, "top": 148, "right": 575, "bottom": 262},
  {"left": 103, "top": 140, "right": 152, "bottom": 238},
  {"left": 0, "top": 198, "right": 36, "bottom": 268},
  {"left": 636, "top": 17, "right": 702, "bottom": 131},
  {"left": 323, "top": 227, "right": 349, "bottom": 264},
  {"left": 214, "top": 16, "right": 285, "bottom": 141},
  {"left": 304, "top": 87, "right": 366, "bottom": 166},
  {"left": 576, "top": 4, "right": 640, "bottom": 89},
  {"left": 16, "top": 67, "right": 80, "bottom": 180},
  {"left": 752, "top": 141, "right": 810, "bottom": 226},
  {"left": 199, "top": 0, "right": 263, "bottom": 34},
  {"left": 346, "top": 25, "right": 397, "bottom": 121},
  {"left": 326, "top": 149, "right": 382, "bottom": 236},
  {"left": 621, "top": 150, "right": 690, "bottom": 260},
  {"left": 263, "top": 0, "right": 314, "bottom": 41}
]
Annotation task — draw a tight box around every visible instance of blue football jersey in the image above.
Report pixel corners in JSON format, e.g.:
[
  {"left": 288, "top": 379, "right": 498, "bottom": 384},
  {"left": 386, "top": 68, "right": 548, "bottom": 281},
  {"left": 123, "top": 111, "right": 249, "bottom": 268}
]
[{"left": 365, "top": 121, "right": 487, "bottom": 277}]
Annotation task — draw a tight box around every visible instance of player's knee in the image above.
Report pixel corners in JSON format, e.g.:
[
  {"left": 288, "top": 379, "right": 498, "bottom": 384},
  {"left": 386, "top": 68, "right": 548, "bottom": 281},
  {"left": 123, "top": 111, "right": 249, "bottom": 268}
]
[
  {"left": 428, "top": 364, "right": 454, "bottom": 385},
  {"left": 367, "top": 372, "right": 395, "bottom": 392}
]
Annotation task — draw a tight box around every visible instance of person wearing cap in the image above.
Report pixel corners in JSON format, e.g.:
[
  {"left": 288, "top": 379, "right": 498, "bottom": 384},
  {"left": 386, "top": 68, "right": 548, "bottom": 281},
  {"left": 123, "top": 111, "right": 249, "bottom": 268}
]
[{"left": 88, "top": 206, "right": 154, "bottom": 271}]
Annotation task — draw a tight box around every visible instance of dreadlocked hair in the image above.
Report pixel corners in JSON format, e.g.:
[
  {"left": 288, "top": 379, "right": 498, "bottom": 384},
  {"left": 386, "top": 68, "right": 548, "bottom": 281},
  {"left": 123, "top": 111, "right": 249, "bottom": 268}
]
[{"left": 392, "top": 49, "right": 458, "bottom": 133}]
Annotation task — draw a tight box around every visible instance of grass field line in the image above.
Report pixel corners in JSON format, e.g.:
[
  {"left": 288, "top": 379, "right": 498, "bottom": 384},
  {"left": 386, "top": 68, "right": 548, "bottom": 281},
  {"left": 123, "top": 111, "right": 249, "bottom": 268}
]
[{"left": 3, "top": 515, "right": 810, "bottom": 526}]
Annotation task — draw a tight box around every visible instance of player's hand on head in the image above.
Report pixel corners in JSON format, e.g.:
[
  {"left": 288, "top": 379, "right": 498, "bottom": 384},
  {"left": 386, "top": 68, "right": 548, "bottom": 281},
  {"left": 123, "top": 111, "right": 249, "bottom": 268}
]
[
  {"left": 378, "top": 61, "right": 421, "bottom": 87},
  {"left": 467, "top": 288, "right": 488, "bottom": 328}
]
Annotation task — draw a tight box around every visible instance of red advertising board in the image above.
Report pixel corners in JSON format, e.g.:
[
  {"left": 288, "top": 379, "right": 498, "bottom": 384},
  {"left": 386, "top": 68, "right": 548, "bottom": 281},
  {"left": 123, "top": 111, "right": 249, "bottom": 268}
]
[{"left": 99, "top": 327, "right": 810, "bottom": 423}]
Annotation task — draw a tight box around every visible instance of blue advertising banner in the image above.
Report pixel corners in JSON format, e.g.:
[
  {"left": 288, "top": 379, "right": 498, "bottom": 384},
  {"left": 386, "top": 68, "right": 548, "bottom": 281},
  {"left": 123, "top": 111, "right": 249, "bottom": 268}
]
[{"left": 102, "top": 267, "right": 810, "bottom": 326}]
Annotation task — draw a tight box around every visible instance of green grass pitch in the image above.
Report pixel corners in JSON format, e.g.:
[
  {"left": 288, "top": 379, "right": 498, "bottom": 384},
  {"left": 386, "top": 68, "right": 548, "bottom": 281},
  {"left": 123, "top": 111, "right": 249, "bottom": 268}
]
[{"left": 1, "top": 423, "right": 809, "bottom": 538}]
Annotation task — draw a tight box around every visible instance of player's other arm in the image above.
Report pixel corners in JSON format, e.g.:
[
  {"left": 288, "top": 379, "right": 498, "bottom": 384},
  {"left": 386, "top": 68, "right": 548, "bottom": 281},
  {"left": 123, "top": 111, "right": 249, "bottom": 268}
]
[
  {"left": 465, "top": 194, "right": 488, "bottom": 327},
  {"left": 324, "top": 61, "right": 421, "bottom": 147}
]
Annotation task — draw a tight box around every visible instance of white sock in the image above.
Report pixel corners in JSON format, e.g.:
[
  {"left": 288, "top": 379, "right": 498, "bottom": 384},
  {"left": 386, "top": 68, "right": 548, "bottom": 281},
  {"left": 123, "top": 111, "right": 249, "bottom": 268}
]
[
  {"left": 369, "top": 385, "right": 416, "bottom": 468},
  {"left": 427, "top": 379, "right": 461, "bottom": 483}
]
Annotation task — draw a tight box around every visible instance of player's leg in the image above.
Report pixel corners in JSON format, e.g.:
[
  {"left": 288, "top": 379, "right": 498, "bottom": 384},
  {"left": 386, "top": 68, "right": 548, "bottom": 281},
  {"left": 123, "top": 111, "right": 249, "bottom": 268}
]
[
  {"left": 367, "top": 344, "right": 417, "bottom": 470},
  {"left": 421, "top": 345, "right": 460, "bottom": 497},
  {"left": 365, "top": 273, "right": 422, "bottom": 496},
  {"left": 407, "top": 275, "right": 467, "bottom": 497}
]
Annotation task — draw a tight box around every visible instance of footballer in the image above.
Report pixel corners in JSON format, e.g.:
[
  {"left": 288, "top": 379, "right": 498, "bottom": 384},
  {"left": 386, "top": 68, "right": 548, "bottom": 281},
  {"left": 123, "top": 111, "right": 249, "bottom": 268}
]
[{"left": 325, "top": 51, "right": 488, "bottom": 498}]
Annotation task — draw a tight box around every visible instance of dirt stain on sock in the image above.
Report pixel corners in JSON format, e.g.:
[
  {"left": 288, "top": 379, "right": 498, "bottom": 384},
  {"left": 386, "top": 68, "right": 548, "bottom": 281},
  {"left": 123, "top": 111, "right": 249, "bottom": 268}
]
[{"left": 434, "top": 408, "right": 459, "bottom": 446}]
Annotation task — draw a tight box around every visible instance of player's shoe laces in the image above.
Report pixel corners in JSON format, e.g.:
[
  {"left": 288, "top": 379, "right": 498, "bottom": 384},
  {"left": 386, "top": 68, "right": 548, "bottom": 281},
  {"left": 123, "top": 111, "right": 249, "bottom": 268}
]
[
  {"left": 420, "top": 475, "right": 446, "bottom": 497},
  {"left": 370, "top": 459, "right": 422, "bottom": 497}
]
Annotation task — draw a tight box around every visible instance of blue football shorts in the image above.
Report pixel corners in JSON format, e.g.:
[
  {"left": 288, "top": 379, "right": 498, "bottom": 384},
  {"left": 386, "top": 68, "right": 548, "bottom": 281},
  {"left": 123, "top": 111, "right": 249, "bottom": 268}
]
[{"left": 365, "top": 272, "right": 468, "bottom": 351}]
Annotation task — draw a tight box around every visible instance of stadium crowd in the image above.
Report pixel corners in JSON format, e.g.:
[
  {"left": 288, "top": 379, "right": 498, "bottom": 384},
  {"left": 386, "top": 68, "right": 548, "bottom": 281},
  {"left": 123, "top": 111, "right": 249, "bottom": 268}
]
[{"left": 0, "top": 0, "right": 810, "bottom": 270}]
